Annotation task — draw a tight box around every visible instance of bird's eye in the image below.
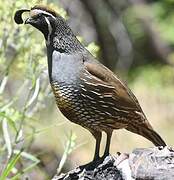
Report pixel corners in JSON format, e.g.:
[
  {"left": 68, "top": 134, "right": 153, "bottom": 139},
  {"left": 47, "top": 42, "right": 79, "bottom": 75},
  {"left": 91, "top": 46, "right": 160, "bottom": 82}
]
[
  {"left": 37, "top": 13, "right": 42, "bottom": 18},
  {"left": 44, "top": 14, "right": 50, "bottom": 18},
  {"left": 33, "top": 13, "right": 42, "bottom": 19}
]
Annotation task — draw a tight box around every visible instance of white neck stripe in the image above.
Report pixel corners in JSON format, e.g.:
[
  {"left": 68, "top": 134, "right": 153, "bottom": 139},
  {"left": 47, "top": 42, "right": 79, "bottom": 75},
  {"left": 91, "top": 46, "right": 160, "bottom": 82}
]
[
  {"left": 31, "top": 9, "right": 56, "bottom": 19},
  {"left": 44, "top": 16, "right": 52, "bottom": 45}
]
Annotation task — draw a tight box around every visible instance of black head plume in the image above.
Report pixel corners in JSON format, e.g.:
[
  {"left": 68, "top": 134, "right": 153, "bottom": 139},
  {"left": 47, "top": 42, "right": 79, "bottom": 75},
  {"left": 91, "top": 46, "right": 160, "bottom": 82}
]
[{"left": 14, "top": 9, "right": 30, "bottom": 24}]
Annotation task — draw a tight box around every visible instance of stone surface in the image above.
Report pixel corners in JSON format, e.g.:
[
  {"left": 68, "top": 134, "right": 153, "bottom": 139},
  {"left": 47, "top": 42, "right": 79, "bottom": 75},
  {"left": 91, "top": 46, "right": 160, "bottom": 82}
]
[
  {"left": 129, "top": 147, "right": 174, "bottom": 180},
  {"left": 52, "top": 146, "right": 174, "bottom": 180}
]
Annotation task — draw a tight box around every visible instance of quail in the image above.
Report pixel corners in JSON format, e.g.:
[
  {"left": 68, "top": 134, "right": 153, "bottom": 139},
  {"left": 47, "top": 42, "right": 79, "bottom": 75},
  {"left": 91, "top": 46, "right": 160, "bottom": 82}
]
[{"left": 14, "top": 5, "right": 166, "bottom": 168}]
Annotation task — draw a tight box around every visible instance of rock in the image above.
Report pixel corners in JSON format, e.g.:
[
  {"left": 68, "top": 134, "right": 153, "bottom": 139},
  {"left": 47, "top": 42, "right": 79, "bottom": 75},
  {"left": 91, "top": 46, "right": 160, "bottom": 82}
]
[{"left": 52, "top": 146, "right": 174, "bottom": 180}]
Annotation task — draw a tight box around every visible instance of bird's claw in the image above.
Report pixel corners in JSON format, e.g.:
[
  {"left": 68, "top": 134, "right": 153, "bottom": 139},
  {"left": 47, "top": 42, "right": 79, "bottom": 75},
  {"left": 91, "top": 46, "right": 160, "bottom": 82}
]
[{"left": 79, "top": 157, "right": 104, "bottom": 171}]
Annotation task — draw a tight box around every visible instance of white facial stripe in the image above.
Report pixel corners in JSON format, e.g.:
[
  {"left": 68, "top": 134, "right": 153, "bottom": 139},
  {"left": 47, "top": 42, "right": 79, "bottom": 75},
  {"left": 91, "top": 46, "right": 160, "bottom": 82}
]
[
  {"left": 31, "top": 9, "right": 56, "bottom": 19},
  {"left": 44, "top": 16, "right": 52, "bottom": 45}
]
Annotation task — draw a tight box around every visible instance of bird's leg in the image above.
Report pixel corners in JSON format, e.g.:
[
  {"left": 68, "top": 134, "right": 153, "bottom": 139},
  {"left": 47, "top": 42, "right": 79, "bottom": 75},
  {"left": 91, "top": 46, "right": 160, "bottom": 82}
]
[
  {"left": 79, "top": 131, "right": 102, "bottom": 170},
  {"left": 102, "top": 131, "right": 113, "bottom": 159},
  {"left": 93, "top": 131, "right": 102, "bottom": 161}
]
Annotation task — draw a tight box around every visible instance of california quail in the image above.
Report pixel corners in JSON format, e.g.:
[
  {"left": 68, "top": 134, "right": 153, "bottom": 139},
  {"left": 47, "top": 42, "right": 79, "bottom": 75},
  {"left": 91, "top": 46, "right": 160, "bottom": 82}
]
[{"left": 14, "top": 5, "right": 166, "bottom": 168}]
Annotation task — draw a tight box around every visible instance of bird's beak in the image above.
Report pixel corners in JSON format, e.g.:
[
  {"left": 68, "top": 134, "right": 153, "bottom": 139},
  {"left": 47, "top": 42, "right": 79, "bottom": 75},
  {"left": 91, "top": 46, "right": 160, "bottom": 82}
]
[{"left": 24, "top": 17, "right": 33, "bottom": 24}]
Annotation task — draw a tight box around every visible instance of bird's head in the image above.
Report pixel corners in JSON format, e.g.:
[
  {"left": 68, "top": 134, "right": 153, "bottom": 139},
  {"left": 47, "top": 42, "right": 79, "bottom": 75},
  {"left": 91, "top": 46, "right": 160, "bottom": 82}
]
[
  {"left": 14, "top": 5, "right": 83, "bottom": 53},
  {"left": 14, "top": 5, "right": 63, "bottom": 43},
  {"left": 25, "top": 6, "right": 57, "bottom": 36}
]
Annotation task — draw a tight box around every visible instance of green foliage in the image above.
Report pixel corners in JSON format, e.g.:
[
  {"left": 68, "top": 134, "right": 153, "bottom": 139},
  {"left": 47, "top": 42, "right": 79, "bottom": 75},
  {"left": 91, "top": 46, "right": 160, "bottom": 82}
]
[
  {"left": 0, "top": 0, "right": 99, "bottom": 178},
  {"left": 0, "top": 0, "right": 67, "bottom": 178},
  {"left": 57, "top": 131, "right": 76, "bottom": 174},
  {"left": 129, "top": 65, "right": 174, "bottom": 100},
  {"left": 124, "top": 0, "right": 174, "bottom": 46},
  {"left": 86, "top": 42, "right": 100, "bottom": 58},
  {"left": 152, "top": 1, "right": 174, "bottom": 44},
  {"left": 0, "top": 150, "right": 22, "bottom": 180}
]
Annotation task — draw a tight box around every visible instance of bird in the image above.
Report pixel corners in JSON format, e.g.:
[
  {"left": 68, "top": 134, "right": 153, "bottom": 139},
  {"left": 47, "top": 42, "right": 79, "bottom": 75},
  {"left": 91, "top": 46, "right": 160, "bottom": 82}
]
[{"left": 14, "top": 5, "right": 166, "bottom": 169}]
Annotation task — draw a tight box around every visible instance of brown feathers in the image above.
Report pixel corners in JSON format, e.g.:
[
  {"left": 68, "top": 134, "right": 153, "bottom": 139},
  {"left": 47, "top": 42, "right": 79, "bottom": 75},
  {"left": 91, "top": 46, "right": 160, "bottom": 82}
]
[{"left": 31, "top": 5, "right": 58, "bottom": 17}]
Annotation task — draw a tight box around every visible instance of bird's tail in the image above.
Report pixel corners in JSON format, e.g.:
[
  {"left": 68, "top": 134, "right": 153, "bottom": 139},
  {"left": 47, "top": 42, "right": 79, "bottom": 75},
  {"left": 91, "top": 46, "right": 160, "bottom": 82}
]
[{"left": 126, "top": 124, "right": 166, "bottom": 147}]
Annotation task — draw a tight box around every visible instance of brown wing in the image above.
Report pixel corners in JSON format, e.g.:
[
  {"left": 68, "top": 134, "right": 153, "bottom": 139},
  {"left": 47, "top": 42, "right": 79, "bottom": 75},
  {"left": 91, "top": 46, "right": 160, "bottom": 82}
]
[{"left": 83, "top": 59, "right": 143, "bottom": 113}]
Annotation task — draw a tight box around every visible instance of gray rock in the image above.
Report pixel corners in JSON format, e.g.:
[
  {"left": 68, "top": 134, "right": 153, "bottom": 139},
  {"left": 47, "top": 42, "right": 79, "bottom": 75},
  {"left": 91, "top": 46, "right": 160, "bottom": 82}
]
[{"left": 52, "top": 147, "right": 174, "bottom": 180}]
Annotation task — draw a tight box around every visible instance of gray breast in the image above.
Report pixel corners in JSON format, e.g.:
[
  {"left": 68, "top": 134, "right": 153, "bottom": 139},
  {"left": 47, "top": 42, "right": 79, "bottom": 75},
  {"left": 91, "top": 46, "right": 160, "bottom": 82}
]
[{"left": 51, "top": 50, "right": 84, "bottom": 84}]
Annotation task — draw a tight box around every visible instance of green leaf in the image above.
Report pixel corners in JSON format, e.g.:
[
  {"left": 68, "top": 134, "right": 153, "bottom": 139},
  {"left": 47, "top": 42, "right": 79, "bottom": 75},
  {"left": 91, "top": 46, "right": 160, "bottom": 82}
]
[
  {"left": 11, "top": 161, "right": 39, "bottom": 180},
  {"left": 13, "top": 150, "right": 40, "bottom": 163},
  {"left": 0, "top": 151, "right": 22, "bottom": 180}
]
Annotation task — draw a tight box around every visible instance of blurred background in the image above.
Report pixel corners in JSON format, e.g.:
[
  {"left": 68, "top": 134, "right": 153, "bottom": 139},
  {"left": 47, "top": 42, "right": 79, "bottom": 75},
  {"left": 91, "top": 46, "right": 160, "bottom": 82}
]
[{"left": 0, "top": 0, "right": 174, "bottom": 179}]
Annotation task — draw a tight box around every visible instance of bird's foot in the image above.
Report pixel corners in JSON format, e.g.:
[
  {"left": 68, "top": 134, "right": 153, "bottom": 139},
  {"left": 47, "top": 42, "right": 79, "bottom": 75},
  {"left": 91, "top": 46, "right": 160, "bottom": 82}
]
[{"left": 79, "top": 157, "right": 104, "bottom": 171}]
